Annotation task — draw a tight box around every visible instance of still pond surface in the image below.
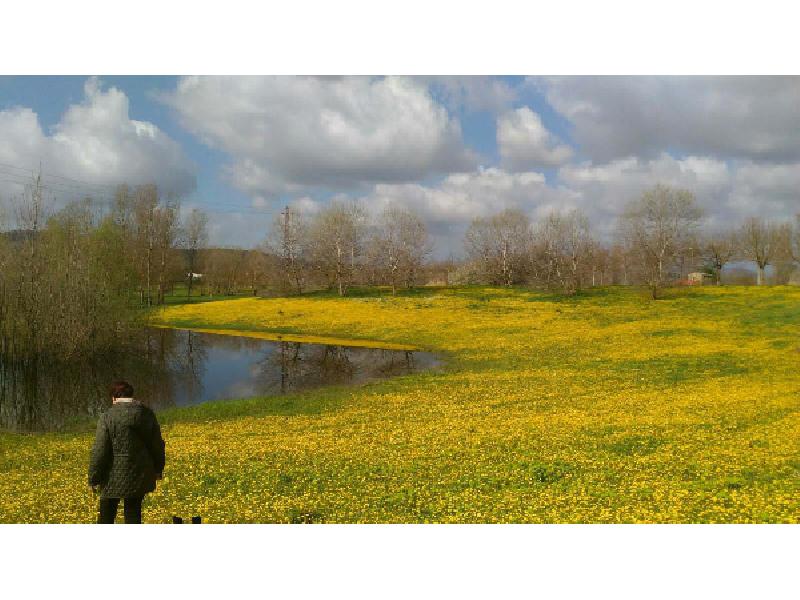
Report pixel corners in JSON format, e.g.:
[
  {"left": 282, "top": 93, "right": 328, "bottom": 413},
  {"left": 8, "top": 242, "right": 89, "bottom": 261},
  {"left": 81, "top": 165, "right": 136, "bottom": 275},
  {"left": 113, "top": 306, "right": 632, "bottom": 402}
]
[{"left": 0, "top": 328, "right": 438, "bottom": 431}]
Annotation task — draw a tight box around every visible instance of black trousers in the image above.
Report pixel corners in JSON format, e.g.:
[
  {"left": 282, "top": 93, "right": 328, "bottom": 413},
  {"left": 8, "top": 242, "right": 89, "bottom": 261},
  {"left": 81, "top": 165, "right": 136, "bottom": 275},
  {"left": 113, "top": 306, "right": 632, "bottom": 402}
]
[{"left": 98, "top": 496, "right": 144, "bottom": 524}]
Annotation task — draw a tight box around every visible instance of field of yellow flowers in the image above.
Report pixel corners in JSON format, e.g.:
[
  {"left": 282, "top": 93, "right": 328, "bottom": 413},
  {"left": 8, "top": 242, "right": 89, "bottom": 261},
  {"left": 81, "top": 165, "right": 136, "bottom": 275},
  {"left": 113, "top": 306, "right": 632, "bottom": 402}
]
[{"left": 1, "top": 285, "right": 798, "bottom": 523}]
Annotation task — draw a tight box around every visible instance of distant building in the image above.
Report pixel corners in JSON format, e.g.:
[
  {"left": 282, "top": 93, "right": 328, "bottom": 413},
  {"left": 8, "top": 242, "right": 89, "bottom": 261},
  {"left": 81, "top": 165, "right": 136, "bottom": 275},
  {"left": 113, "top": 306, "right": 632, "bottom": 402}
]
[
  {"left": 687, "top": 272, "right": 713, "bottom": 285},
  {"left": 187, "top": 272, "right": 204, "bottom": 280}
]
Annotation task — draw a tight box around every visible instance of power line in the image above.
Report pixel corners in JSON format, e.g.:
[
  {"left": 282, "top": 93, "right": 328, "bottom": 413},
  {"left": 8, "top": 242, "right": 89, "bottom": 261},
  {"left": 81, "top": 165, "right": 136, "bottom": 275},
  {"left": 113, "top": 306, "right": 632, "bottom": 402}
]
[
  {"left": 0, "top": 163, "right": 121, "bottom": 203},
  {"left": 0, "top": 161, "right": 120, "bottom": 191},
  {"left": 0, "top": 178, "right": 115, "bottom": 200},
  {"left": 0, "top": 159, "right": 285, "bottom": 216},
  {"left": 0, "top": 175, "right": 116, "bottom": 204}
]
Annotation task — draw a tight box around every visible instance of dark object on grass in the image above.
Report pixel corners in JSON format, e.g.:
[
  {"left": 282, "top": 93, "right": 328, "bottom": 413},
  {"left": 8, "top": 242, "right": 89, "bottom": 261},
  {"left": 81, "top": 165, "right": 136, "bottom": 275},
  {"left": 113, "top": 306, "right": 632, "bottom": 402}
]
[{"left": 172, "top": 515, "right": 202, "bottom": 524}]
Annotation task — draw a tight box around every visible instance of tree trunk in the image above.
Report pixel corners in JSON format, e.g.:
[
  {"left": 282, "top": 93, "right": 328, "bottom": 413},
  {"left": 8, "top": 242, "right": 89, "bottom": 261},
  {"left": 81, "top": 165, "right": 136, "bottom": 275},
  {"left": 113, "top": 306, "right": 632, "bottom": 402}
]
[
  {"left": 158, "top": 248, "right": 166, "bottom": 305},
  {"left": 145, "top": 243, "right": 152, "bottom": 306},
  {"left": 657, "top": 256, "right": 663, "bottom": 287},
  {"left": 145, "top": 208, "right": 153, "bottom": 306},
  {"left": 501, "top": 241, "right": 511, "bottom": 286},
  {"left": 294, "top": 270, "right": 303, "bottom": 295},
  {"left": 336, "top": 241, "right": 344, "bottom": 296},
  {"left": 187, "top": 253, "right": 194, "bottom": 300}
]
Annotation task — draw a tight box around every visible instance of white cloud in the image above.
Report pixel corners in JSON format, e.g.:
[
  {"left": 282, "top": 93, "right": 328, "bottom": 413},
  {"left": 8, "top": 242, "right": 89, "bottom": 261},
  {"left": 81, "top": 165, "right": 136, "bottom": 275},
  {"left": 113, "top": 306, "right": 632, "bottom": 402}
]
[
  {"left": 559, "top": 154, "right": 800, "bottom": 236},
  {"left": 192, "top": 156, "right": 800, "bottom": 254},
  {"left": 497, "top": 107, "right": 573, "bottom": 169},
  {"left": 165, "top": 76, "right": 476, "bottom": 197},
  {"left": 158, "top": 76, "right": 798, "bottom": 253},
  {"left": 0, "top": 77, "right": 195, "bottom": 203},
  {"left": 356, "top": 167, "right": 578, "bottom": 256},
  {"left": 558, "top": 154, "right": 730, "bottom": 236},
  {"left": 543, "top": 76, "right": 800, "bottom": 162},
  {"left": 352, "top": 154, "right": 799, "bottom": 254}
]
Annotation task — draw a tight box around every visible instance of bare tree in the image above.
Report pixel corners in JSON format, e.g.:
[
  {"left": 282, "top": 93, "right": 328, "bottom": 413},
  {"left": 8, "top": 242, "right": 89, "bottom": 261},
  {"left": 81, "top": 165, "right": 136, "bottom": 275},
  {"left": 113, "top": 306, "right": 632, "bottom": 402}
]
[
  {"left": 111, "top": 184, "right": 134, "bottom": 229},
  {"left": 531, "top": 209, "right": 594, "bottom": 294},
  {"left": 464, "top": 209, "right": 531, "bottom": 286},
  {"left": 738, "top": 217, "right": 784, "bottom": 286},
  {"left": 308, "top": 200, "right": 366, "bottom": 296},
  {"left": 182, "top": 208, "right": 209, "bottom": 300},
  {"left": 242, "top": 248, "right": 270, "bottom": 296},
  {"left": 132, "top": 184, "right": 158, "bottom": 305},
  {"left": 605, "top": 243, "right": 633, "bottom": 285},
  {"left": 619, "top": 184, "right": 704, "bottom": 299},
  {"left": 269, "top": 205, "right": 308, "bottom": 294},
  {"left": 702, "top": 229, "right": 737, "bottom": 285},
  {"left": 588, "top": 244, "right": 608, "bottom": 287},
  {"left": 369, "top": 204, "right": 432, "bottom": 294},
  {"left": 153, "top": 199, "right": 181, "bottom": 305}
]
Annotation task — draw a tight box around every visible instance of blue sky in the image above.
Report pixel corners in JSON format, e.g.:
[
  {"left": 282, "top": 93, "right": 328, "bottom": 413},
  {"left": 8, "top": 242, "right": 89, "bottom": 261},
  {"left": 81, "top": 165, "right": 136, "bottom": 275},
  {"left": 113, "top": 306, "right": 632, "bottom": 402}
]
[
  {"left": 0, "top": 75, "right": 798, "bottom": 253},
  {"left": 0, "top": 75, "right": 254, "bottom": 215}
]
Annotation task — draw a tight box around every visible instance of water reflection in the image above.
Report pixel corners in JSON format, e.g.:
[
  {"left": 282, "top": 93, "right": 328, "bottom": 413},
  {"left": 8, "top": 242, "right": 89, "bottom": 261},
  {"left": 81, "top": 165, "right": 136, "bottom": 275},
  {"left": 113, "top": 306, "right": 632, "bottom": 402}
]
[
  {"left": 0, "top": 328, "right": 437, "bottom": 431},
  {"left": 257, "top": 341, "right": 423, "bottom": 395}
]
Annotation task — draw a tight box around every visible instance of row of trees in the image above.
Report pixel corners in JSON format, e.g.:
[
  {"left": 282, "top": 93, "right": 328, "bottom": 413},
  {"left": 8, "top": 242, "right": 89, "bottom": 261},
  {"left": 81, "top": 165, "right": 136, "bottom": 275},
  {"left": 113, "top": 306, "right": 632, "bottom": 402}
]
[
  {"left": 107, "top": 184, "right": 272, "bottom": 302},
  {"left": 250, "top": 185, "right": 800, "bottom": 300},
  {"left": 464, "top": 208, "right": 596, "bottom": 294},
  {"left": 462, "top": 185, "right": 800, "bottom": 298},
  {"left": 267, "top": 201, "right": 432, "bottom": 296}
]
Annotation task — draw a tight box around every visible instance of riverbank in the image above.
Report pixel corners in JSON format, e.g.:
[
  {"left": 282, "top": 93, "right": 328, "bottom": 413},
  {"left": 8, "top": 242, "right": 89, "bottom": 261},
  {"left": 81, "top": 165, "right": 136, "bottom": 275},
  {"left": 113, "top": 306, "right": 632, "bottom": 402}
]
[{"left": 1, "top": 285, "right": 799, "bottom": 522}]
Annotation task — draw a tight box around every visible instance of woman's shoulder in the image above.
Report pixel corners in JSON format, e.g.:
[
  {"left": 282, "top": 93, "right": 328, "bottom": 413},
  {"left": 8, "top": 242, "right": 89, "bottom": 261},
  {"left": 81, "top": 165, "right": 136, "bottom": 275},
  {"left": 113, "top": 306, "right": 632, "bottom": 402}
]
[
  {"left": 132, "top": 401, "right": 158, "bottom": 420},
  {"left": 107, "top": 401, "right": 155, "bottom": 419}
]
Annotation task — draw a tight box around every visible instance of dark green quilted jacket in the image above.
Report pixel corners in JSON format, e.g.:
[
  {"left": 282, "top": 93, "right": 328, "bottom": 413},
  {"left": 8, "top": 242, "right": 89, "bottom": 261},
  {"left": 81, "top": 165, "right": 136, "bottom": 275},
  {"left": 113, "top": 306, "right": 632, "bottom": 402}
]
[{"left": 88, "top": 402, "right": 166, "bottom": 499}]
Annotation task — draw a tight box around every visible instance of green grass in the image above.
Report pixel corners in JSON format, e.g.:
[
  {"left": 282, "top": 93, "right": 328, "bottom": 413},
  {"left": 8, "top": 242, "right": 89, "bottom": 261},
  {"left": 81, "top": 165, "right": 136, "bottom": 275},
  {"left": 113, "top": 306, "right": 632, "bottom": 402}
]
[
  {"left": 1, "top": 284, "right": 799, "bottom": 523},
  {"left": 159, "top": 283, "right": 255, "bottom": 305}
]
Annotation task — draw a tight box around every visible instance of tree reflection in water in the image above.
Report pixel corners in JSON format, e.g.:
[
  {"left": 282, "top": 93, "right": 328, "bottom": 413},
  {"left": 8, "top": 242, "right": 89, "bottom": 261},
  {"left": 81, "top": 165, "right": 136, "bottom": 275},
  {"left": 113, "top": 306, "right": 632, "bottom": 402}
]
[
  {"left": 0, "top": 328, "right": 437, "bottom": 431},
  {"left": 259, "top": 343, "right": 422, "bottom": 394}
]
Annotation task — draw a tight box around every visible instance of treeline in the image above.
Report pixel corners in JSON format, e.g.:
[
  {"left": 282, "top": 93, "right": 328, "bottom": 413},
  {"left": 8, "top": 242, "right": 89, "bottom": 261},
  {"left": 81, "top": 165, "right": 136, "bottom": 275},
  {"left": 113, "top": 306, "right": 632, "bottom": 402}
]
[
  {"left": 461, "top": 184, "right": 800, "bottom": 298},
  {"left": 266, "top": 184, "right": 800, "bottom": 300},
  {"left": 0, "top": 184, "right": 134, "bottom": 362},
  {"left": 3, "top": 178, "right": 800, "bottom": 362},
  {"left": 0, "top": 178, "right": 213, "bottom": 364},
  {"left": 265, "top": 200, "right": 432, "bottom": 296}
]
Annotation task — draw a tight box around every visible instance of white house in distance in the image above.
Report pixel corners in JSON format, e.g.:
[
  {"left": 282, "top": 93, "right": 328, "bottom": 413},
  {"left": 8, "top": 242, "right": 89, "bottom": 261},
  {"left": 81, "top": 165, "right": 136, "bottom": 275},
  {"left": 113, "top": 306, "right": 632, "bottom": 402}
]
[{"left": 687, "top": 272, "right": 713, "bottom": 285}]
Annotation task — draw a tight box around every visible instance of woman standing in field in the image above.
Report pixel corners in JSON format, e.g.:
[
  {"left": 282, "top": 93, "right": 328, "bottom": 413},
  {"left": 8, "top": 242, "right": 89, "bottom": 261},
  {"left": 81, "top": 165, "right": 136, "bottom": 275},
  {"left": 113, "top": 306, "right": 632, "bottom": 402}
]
[{"left": 88, "top": 381, "right": 166, "bottom": 524}]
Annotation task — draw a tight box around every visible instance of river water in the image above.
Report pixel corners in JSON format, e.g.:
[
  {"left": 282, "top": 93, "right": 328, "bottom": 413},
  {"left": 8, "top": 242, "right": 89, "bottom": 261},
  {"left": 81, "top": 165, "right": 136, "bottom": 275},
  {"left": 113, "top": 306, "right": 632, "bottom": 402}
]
[{"left": 0, "top": 328, "right": 438, "bottom": 431}]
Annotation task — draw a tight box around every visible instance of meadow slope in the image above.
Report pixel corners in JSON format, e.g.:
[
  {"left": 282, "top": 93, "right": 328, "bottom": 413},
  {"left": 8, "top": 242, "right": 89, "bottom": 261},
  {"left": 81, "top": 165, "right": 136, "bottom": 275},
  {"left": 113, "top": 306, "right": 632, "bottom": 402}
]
[{"left": 1, "top": 286, "right": 798, "bottom": 523}]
